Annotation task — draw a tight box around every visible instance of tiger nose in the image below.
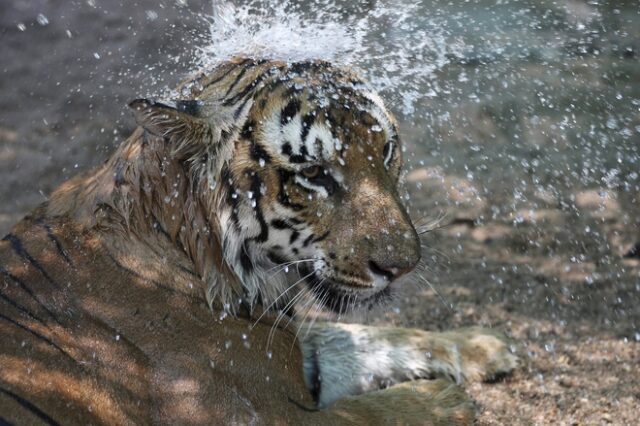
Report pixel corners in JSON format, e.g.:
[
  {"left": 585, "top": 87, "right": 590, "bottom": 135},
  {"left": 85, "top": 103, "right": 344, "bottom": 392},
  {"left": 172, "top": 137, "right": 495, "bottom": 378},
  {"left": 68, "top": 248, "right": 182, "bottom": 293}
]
[{"left": 368, "top": 256, "right": 419, "bottom": 282}]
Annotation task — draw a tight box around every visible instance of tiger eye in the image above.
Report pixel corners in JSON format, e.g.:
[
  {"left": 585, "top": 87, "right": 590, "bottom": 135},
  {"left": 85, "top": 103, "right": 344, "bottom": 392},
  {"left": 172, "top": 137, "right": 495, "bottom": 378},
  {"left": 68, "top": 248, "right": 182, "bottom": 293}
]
[{"left": 301, "top": 165, "right": 322, "bottom": 179}]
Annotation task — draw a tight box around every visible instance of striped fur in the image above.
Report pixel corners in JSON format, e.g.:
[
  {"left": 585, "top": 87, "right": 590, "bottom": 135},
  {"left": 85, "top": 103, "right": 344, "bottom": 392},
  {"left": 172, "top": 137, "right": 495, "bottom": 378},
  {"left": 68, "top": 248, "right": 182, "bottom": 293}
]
[
  {"left": 48, "top": 58, "right": 420, "bottom": 317},
  {"left": 0, "top": 58, "right": 515, "bottom": 424}
]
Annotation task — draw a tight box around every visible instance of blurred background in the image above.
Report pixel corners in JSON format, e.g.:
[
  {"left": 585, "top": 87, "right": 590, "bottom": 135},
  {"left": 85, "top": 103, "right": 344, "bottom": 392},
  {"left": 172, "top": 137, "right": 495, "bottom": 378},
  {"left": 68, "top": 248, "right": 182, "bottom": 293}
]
[{"left": 1, "top": 1, "right": 638, "bottom": 424}]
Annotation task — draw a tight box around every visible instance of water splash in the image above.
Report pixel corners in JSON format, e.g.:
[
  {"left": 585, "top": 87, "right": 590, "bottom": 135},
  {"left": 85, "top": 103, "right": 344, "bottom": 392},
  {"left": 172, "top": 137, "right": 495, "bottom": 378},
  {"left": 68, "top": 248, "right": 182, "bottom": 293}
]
[{"left": 198, "top": 0, "right": 464, "bottom": 116}]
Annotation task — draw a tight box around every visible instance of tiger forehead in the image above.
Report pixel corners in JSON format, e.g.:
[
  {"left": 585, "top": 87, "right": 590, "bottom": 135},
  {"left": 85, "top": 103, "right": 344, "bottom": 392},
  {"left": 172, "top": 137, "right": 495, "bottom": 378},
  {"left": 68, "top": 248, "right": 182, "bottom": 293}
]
[
  {"left": 250, "top": 85, "right": 396, "bottom": 166},
  {"left": 186, "top": 58, "right": 398, "bottom": 168}
]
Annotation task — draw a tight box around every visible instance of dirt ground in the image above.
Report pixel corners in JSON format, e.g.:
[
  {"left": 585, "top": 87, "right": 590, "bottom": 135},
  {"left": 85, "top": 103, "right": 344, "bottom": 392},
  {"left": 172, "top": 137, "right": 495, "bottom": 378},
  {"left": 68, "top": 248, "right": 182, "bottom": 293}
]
[{"left": 1, "top": 1, "right": 639, "bottom": 425}]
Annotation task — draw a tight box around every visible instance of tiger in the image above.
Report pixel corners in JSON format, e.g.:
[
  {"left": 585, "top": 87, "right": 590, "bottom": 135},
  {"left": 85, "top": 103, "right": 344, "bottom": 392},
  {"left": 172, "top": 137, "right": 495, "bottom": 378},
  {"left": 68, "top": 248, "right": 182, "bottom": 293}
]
[{"left": 0, "top": 57, "right": 517, "bottom": 425}]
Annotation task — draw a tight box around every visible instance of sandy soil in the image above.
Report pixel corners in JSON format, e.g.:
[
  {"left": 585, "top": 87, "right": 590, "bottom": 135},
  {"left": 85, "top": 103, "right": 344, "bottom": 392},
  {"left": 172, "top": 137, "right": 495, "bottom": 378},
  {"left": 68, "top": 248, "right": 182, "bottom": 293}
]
[{"left": 1, "top": 1, "right": 638, "bottom": 424}]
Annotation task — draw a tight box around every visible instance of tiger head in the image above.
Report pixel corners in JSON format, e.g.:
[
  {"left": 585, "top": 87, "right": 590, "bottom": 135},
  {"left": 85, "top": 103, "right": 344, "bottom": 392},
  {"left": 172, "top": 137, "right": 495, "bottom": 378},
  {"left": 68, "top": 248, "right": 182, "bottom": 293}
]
[{"left": 130, "top": 58, "right": 421, "bottom": 315}]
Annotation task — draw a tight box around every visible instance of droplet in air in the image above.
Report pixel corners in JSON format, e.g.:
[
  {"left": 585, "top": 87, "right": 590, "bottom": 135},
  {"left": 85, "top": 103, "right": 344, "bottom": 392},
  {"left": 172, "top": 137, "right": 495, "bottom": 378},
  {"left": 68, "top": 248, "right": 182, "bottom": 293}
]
[{"left": 36, "top": 14, "right": 49, "bottom": 26}]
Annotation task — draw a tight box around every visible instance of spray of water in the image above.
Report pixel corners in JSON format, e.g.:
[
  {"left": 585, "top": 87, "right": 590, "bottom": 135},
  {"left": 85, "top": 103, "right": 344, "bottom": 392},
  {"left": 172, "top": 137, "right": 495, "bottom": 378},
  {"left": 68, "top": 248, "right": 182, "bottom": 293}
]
[{"left": 197, "top": 0, "right": 464, "bottom": 116}]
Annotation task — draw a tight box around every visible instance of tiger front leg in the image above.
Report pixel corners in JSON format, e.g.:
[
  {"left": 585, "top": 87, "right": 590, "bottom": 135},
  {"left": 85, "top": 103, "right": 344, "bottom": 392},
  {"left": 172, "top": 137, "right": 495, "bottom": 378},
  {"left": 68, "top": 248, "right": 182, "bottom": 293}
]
[
  {"left": 300, "top": 322, "right": 518, "bottom": 407},
  {"left": 325, "top": 379, "right": 475, "bottom": 426}
]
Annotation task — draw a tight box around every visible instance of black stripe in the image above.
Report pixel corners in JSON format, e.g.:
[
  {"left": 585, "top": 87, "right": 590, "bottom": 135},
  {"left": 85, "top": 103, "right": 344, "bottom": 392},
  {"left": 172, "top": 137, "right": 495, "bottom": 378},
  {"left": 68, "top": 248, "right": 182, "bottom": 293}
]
[
  {"left": 241, "top": 120, "right": 255, "bottom": 140},
  {"left": 271, "top": 219, "right": 293, "bottom": 230},
  {"left": 222, "top": 167, "right": 241, "bottom": 230},
  {"left": 38, "top": 223, "right": 73, "bottom": 265},
  {"left": 222, "top": 66, "right": 270, "bottom": 107},
  {"left": 287, "top": 217, "right": 304, "bottom": 225},
  {"left": 290, "top": 155, "right": 307, "bottom": 164},
  {"left": 0, "top": 267, "right": 61, "bottom": 325},
  {"left": 302, "top": 234, "right": 315, "bottom": 247},
  {"left": 223, "top": 62, "right": 254, "bottom": 99},
  {"left": 302, "top": 231, "right": 330, "bottom": 247},
  {"left": 288, "top": 61, "right": 314, "bottom": 75},
  {"left": 176, "top": 100, "right": 202, "bottom": 116},
  {"left": 248, "top": 171, "right": 269, "bottom": 242},
  {"left": 177, "top": 262, "right": 198, "bottom": 278},
  {"left": 281, "top": 99, "right": 301, "bottom": 126},
  {"left": 305, "top": 171, "right": 338, "bottom": 196},
  {"left": 311, "top": 231, "right": 330, "bottom": 244},
  {"left": 281, "top": 139, "right": 308, "bottom": 164},
  {"left": 227, "top": 185, "right": 241, "bottom": 230},
  {"left": 0, "top": 386, "right": 60, "bottom": 426},
  {"left": 239, "top": 244, "right": 254, "bottom": 273},
  {"left": 254, "top": 78, "right": 293, "bottom": 102},
  {"left": 0, "top": 293, "right": 46, "bottom": 325},
  {"left": 289, "top": 231, "right": 300, "bottom": 245},
  {"left": 266, "top": 251, "right": 287, "bottom": 267},
  {"left": 249, "top": 141, "right": 272, "bottom": 164},
  {"left": 3, "top": 234, "right": 60, "bottom": 288},
  {"left": 276, "top": 169, "right": 304, "bottom": 211},
  {"left": 306, "top": 347, "right": 321, "bottom": 403},
  {"left": 300, "top": 111, "right": 317, "bottom": 142},
  {"left": 0, "top": 313, "right": 73, "bottom": 361},
  {"left": 383, "top": 141, "right": 393, "bottom": 165},
  {"left": 104, "top": 252, "right": 200, "bottom": 302},
  {"left": 233, "top": 95, "right": 253, "bottom": 120},
  {"left": 203, "top": 58, "right": 252, "bottom": 90}
]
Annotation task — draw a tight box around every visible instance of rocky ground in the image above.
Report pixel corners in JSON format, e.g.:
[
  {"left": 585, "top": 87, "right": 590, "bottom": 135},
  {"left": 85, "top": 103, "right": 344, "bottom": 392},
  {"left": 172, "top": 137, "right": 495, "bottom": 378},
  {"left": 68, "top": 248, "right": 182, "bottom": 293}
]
[{"left": 1, "top": 0, "right": 638, "bottom": 424}]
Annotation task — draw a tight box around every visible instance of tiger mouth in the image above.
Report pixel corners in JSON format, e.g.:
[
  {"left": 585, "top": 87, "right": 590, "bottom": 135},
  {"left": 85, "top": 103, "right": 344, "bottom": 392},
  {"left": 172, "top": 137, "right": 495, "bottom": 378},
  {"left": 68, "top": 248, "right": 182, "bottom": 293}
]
[{"left": 303, "top": 270, "right": 393, "bottom": 314}]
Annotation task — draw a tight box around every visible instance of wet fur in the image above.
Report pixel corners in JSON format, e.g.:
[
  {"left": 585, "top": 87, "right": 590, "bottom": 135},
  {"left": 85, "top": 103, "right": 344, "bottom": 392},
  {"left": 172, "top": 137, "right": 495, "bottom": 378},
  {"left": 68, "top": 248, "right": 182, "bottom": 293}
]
[{"left": 0, "top": 58, "right": 516, "bottom": 425}]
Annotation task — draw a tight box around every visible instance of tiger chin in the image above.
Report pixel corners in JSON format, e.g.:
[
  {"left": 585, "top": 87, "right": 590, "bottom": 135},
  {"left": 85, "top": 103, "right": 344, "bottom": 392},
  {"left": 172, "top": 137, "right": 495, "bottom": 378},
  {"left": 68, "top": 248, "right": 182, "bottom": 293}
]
[{"left": 0, "top": 57, "right": 516, "bottom": 425}]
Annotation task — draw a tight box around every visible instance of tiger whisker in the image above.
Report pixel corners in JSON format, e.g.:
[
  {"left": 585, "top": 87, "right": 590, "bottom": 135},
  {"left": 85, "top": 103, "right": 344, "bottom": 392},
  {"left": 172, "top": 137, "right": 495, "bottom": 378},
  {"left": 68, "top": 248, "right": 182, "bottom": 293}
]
[
  {"left": 290, "top": 279, "right": 325, "bottom": 354},
  {"left": 264, "top": 258, "right": 315, "bottom": 274},
  {"left": 419, "top": 244, "right": 451, "bottom": 263},
  {"left": 415, "top": 273, "right": 454, "bottom": 313},
  {"left": 266, "top": 279, "right": 313, "bottom": 348},
  {"left": 253, "top": 268, "right": 318, "bottom": 329},
  {"left": 301, "top": 286, "right": 329, "bottom": 343}
]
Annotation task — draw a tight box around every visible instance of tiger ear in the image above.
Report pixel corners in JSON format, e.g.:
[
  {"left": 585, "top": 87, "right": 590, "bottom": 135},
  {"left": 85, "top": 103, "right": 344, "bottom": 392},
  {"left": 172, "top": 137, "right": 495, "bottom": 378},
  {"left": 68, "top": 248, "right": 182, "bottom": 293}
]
[
  {"left": 128, "top": 97, "right": 253, "bottom": 160},
  {"left": 128, "top": 99, "right": 210, "bottom": 153}
]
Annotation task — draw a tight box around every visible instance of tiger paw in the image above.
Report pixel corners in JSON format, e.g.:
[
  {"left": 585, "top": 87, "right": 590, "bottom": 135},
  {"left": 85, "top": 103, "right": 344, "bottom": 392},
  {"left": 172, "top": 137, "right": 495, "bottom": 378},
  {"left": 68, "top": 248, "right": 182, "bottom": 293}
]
[{"left": 440, "top": 327, "right": 519, "bottom": 383}]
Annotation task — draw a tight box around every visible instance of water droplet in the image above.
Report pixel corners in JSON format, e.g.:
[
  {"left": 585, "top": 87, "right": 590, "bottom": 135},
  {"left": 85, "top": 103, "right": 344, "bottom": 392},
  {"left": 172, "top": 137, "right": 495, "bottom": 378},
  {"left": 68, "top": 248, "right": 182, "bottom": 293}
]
[{"left": 36, "top": 14, "right": 49, "bottom": 26}]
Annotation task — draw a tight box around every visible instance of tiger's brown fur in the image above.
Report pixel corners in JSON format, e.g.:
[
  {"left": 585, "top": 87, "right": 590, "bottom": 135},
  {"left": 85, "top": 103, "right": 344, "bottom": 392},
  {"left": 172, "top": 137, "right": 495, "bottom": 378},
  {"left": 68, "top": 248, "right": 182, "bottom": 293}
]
[{"left": 0, "top": 58, "right": 515, "bottom": 425}]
